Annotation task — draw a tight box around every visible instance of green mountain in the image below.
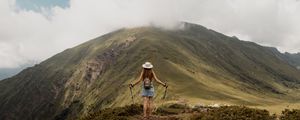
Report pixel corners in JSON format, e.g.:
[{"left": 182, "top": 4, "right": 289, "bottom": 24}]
[
  {"left": 1, "top": 22, "right": 300, "bottom": 120},
  {"left": 283, "top": 52, "right": 300, "bottom": 69}
]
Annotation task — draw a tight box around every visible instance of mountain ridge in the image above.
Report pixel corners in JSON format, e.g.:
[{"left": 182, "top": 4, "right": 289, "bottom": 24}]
[{"left": 1, "top": 22, "right": 300, "bottom": 120}]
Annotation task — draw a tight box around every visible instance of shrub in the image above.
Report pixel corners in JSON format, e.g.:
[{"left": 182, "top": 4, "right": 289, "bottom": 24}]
[
  {"left": 190, "top": 106, "right": 276, "bottom": 120},
  {"left": 280, "top": 109, "right": 300, "bottom": 120},
  {"left": 81, "top": 104, "right": 143, "bottom": 120},
  {"left": 154, "top": 103, "right": 189, "bottom": 115}
]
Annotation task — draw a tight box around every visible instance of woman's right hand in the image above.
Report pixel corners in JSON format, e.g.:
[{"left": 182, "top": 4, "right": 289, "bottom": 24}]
[{"left": 129, "top": 83, "right": 134, "bottom": 88}]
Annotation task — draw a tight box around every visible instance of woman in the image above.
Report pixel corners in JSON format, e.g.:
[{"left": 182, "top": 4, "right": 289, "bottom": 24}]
[{"left": 130, "top": 62, "right": 167, "bottom": 119}]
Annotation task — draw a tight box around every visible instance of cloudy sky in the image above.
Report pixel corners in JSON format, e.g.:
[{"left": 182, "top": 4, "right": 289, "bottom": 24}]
[{"left": 0, "top": 0, "right": 300, "bottom": 69}]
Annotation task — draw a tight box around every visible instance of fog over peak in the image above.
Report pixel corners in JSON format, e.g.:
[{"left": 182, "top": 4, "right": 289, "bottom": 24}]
[{"left": 1, "top": 0, "right": 300, "bottom": 68}]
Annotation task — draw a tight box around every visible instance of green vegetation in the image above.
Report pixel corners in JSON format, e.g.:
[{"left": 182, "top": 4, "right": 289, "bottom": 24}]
[
  {"left": 280, "top": 109, "right": 300, "bottom": 120},
  {"left": 190, "top": 106, "right": 276, "bottom": 120},
  {"left": 81, "top": 103, "right": 300, "bottom": 120},
  {"left": 154, "top": 103, "right": 189, "bottom": 115},
  {"left": 80, "top": 104, "right": 143, "bottom": 120},
  {"left": 1, "top": 22, "right": 300, "bottom": 120}
]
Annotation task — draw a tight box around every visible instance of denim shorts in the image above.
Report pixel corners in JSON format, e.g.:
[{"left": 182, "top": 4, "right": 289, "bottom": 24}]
[{"left": 141, "top": 86, "right": 154, "bottom": 97}]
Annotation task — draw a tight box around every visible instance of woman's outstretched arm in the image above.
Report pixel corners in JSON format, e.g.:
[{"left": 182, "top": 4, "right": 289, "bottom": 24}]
[
  {"left": 131, "top": 69, "right": 143, "bottom": 87},
  {"left": 152, "top": 70, "right": 166, "bottom": 86}
]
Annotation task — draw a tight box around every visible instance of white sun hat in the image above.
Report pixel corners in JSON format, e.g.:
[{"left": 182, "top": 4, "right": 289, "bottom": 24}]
[{"left": 142, "top": 62, "right": 153, "bottom": 69}]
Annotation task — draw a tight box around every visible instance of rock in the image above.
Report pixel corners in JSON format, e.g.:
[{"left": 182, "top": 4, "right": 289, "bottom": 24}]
[
  {"left": 212, "top": 103, "right": 220, "bottom": 108},
  {"left": 193, "top": 103, "right": 205, "bottom": 108}
]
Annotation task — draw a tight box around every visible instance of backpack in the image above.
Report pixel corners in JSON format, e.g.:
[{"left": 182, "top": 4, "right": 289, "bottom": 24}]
[{"left": 143, "top": 78, "right": 152, "bottom": 89}]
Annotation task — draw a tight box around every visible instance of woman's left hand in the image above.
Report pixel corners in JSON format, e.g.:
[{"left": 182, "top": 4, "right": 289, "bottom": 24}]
[{"left": 163, "top": 83, "right": 168, "bottom": 88}]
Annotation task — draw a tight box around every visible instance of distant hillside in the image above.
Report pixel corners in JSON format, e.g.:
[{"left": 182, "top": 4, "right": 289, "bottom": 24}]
[
  {"left": 267, "top": 47, "right": 300, "bottom": 70},
  {"left": 0, "top": 68, "right": 18, "bottom": 80},
  {"left": 0, "top": 22, "right": 300, "bottom": 120},
  {"left": 0, "top": 62, "right": 34, "bottom": 80},
  {"left": 283, "top": 53, "right": 300, "bottom": 69}
]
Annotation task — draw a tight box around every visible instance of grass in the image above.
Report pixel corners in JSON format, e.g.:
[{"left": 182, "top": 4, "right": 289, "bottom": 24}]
[
  {"left": 1, "top": 22, "right": 300, "bottom": 120},
  {"left": 81, "top": 102, "right": 300, "bottom": 120},
  {"left": 74, "top": 24, "right": 300, "bottom": 118}
]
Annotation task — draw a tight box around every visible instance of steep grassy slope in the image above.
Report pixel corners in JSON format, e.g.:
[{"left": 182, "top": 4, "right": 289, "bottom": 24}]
[{"left": 1, "top": 22, "right": 300, "bottom": 120}]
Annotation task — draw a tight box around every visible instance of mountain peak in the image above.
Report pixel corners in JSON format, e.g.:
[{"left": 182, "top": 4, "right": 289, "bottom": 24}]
[{"left": 1, "top": 22, "right": 300, "bottom": 120}]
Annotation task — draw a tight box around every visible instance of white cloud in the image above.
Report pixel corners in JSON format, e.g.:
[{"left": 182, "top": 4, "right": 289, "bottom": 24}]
[
  {"left": 0, "top": 0, "right": 300, "bottom": 68},
  {"left": 0, "top": 41, "right": 28, "bottom": 68}
]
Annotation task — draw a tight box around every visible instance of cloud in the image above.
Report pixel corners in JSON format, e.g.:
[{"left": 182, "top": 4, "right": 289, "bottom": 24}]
[{"left": 0, "top": 0, "right": 300, "bottom": 68}]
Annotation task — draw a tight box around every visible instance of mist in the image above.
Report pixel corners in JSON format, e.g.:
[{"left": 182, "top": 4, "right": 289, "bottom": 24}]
[{"left": 1, "top": 0, "right": 300, "bottom": 68}]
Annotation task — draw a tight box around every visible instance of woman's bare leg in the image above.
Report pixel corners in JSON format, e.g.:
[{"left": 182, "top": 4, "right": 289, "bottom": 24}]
[
  {"left": 143, "top": 97, "right": 148, "bottom": 118},
  {"left": 148, "top": 97, "right": 153, "bottom": 117}
]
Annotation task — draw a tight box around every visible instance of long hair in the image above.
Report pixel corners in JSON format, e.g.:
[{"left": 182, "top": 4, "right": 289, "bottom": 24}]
[{"left": 142, "top": 68, "right": 154, "bottom": 80}]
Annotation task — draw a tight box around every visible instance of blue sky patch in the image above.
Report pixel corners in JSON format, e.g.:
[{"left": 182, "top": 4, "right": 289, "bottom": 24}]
[{"left": 16, "top": 0, "right": 70, "bottom": 12}]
